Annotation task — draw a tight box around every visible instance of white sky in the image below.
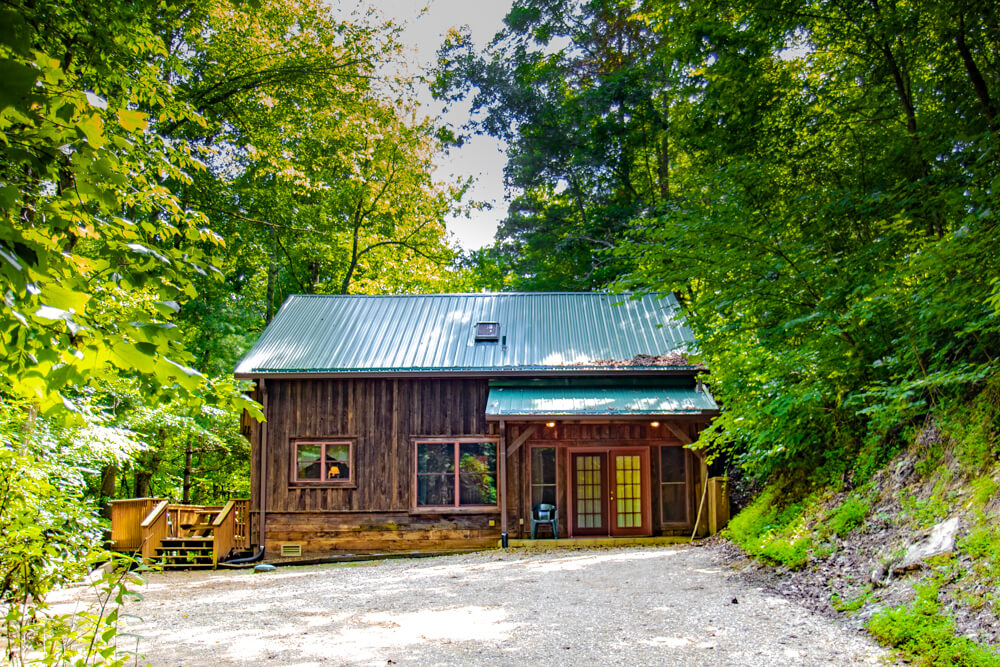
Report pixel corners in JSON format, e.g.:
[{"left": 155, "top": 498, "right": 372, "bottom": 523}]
[{"left": 340, "top": 0, "right": 515, "bottom": 251}]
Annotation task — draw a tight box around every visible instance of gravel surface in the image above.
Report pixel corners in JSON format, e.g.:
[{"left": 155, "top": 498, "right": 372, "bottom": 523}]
[{"left": 65, "top": 544, "right": 893, "bottom": 666}]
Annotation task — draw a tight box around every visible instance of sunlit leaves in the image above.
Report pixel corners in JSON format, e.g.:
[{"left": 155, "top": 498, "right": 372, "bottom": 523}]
[{"left": 0, "top": 4, "right": 227, "bottom": 414}]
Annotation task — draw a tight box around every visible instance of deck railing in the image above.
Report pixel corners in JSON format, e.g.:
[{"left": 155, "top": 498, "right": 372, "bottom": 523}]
[
  {"left": 138, "top": 500, "right": 170, "bottom": 561},
  {"left": 109, "top": 498, "right": 160, "bottom": 552},
  {"left": 109, "top": 497, "right": 253, "bottom": 568},
  {"left": 232, "top": 498, "right": 250, "bottom": 550}
]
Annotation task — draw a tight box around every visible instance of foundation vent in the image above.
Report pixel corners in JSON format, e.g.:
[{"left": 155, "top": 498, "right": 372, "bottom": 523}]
[{"left": 280, "top": 544, "right": 302, "bottom": 557}]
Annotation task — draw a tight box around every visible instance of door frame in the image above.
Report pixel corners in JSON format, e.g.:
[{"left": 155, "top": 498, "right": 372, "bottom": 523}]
[
  {"left": 568, "top": 451, "right": 609, "bottom": 536},
  {"left": 565, "top": 446, "right": 653, "bottom": 538}
]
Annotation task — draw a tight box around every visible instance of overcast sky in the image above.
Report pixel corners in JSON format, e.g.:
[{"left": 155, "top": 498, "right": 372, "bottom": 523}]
[{"left": 339, "top": 0, "right": 515, "bottom": 251}]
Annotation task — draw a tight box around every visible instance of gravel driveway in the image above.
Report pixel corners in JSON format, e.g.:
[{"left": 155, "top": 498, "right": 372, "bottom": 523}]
[{"left": 100, "top": 544, "right": 889, "bottom": 666}]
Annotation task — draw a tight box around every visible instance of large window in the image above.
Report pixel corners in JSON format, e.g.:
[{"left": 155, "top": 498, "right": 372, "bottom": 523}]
[
  {"left": 415, "top": 440, "right": 497, "bottom": 508},
  {"left": 660, "top": 446, "right": 688, "bottom": 524},
  {"left": 293, "top": 440, "right": 353, "bottom": 485},
  {"left": 531, "top": 446, "right": 557, "bottom": 507}
]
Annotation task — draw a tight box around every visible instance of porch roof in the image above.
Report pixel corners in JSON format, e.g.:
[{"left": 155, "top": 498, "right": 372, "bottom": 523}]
[{"left": 484, "top": 386, "right": 718, "bottom": 420}]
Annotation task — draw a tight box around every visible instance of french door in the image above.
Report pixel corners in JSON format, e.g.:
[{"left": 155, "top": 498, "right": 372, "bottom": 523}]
[{"left": 570, "top": 448, "right": 650, "bottom": 537}]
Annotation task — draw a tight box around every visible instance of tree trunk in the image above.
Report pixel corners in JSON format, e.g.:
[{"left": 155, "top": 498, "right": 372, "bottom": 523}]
[
  {"left": 265, "top": 261, "right": 277, "bottom": 323},
  {"left": 133, "top": 428, "right": 165, "bottom": 498},
  {"left": 99, "top": 465, "right": 116, "bottom": 520},
  {"left": 182, "top": 437, "right": 193, "bottom": 503},
  {"left": 954, "top": 15, "right": 998, "bottom": 132}
]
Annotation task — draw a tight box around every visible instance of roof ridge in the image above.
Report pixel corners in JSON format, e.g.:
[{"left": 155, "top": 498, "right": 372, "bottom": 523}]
[{"left": 287, "top": 291, "right": 659, "bottom": 298}]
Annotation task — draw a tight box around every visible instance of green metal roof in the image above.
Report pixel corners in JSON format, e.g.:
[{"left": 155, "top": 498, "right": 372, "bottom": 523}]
[
  {"left": 235, "top": 292, "right": 696, "bottom": 376},
  {"left": 485, "top": 386, "right": 718, "bottom": 418}
]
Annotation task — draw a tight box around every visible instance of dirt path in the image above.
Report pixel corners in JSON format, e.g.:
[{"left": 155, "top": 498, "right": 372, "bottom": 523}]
[{"left": 63, "top": 544, "right": 892, "bottom": 666}]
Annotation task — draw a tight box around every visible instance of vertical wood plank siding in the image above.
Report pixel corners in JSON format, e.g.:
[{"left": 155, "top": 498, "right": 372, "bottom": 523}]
[
  {"left": 247, "top": 378, "right": 710, "bottom": 554},
  {"left": 249, "top": 378, "right": 497, "bottom": 555}
]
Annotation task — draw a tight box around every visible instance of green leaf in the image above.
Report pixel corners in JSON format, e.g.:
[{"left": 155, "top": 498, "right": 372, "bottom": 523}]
[
  {"left": 118, "top": 109, "right": 147, "bottom": 133},
  {"left": 0, "top": 58, "right": 37, "bottom": 108}
]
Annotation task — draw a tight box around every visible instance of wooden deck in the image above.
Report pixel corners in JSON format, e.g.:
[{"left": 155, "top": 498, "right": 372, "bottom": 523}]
[{"left": 110, "top": 498, "right": 251, "bottom": 569}]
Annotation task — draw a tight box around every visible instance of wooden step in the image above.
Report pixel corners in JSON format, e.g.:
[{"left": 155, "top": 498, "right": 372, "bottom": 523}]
[{"left": 161, "top": 538, "right": 213, "bottom": 544}]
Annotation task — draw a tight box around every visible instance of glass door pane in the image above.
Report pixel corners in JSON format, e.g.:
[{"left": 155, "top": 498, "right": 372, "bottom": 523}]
[
  {"left": 614, "top": 455, "right": 642, "bottom": 529},
  {"left": 610, "top": 449, "right": 648, "bottom": 536},
  {"left": 572, "top": 453, "right": 606, "bottom": 534}
]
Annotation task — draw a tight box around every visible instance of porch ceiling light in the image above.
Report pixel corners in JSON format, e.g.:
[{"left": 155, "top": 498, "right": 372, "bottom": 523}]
[
  {"left": 545, "top": 421, "right": 556, "bottom": 428},
  {"left": 650, "top": 421, "right": 661, "bottom": 427}
]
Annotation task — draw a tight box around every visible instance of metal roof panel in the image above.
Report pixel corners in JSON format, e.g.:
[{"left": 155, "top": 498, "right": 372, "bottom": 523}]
[
  {"left": 484, "top": 386, "right": 718, "bottom": 416},
  {"left": 235, "top": 292, "right": 696, "bottom": 375}
]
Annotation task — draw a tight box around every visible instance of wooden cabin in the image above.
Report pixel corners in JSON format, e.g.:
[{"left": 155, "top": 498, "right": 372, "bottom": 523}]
[{"left": 235, "top": 292, "right": 722, "bottom": 558}]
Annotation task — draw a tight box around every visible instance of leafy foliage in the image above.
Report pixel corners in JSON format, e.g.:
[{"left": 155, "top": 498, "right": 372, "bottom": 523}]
[
  {"left": 869, "top": 580, "right": 1000, "bottom": 667},
  {"left": 0, "top": 401, "right": 147, "bottom": 665},
  {"left": 0, "top": 0, "right": 223, "bottom": 414},
  {"left": 721, "top": 484, "right": 813, "bottom": 569},
  {"left": 439, "top": 0, "right": 1000, "bottom": 481}
]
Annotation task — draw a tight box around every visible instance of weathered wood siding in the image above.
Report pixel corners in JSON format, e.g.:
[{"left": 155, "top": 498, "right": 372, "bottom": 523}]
[
  {"left": 245, "top": 378, "right": 711, "bottom": 554},
  {"left": 249, "top": 378, "right": 498, "bottom": 555}
]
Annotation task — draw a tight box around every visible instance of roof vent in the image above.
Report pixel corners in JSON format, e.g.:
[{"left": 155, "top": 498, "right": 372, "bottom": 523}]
[{"left": 475, "top": 321, "right": 500, "bottom": 341}]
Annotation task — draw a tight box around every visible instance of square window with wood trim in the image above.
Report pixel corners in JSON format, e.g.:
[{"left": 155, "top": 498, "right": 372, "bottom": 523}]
[
  {"left": 414, "top": 440, "right": 498, "bottom": 509},
  {"left": 292, "top": 440, "right": 354, "bottom": 486}
]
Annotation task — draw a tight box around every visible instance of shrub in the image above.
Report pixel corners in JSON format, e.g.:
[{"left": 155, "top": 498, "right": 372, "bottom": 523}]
[
  {"left": 826, "top": 494, "right": 872, "bottom": 538},
  {"left": 723, "top": 484, "right": 813, "bottom": 569},
  {"left": 868, "top": 583, "right": 1000, "bottom": 666}
]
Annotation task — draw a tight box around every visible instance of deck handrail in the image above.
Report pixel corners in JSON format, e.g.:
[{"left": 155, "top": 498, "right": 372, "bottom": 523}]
[
  {"left": 211, "top": 499, "right": 237, "bottom": 527},
  {"left": 139, "top": 500, "right": 170, "bottom": 562},
  {"left": 211, "top": 500, "right": 238, "bottom": 565},
  {"left": 231, "top": 498, "right": 250, "bottom": 549},
  {"left": 140, "top": 500, "right": 170, "bottom": 528}
]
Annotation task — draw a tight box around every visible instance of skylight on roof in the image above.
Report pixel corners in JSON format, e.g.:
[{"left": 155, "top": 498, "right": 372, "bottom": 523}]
[{"left": 475, "top": 321, "right": 500, "bottom": 341}]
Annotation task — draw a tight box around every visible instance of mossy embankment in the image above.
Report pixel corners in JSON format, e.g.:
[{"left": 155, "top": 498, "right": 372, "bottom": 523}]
[{"left": 723, "top": 384, "right": 1000, "bottom": 666}]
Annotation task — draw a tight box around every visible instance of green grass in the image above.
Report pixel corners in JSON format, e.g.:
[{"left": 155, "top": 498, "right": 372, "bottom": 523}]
[
  {"left": 956, "top": 518, "right": 1000, "bottom": 614},
  {"left": 868, "top": 582, "right": 1000, "bottom": 666},
  {"left": 900, "top": 490, "right": 950, "bottom": 528},
  {"left": 825, "top": 493, "right": 871, "bottom": 538},
  {"left": 722, "top": 484, "right": 814, "bottom": 569},
  {"left": 831, "top": 585, "right": 872, "bottom": 613},
  {"left": 971, "top": 476, "right": 999, "bottom": 507}
]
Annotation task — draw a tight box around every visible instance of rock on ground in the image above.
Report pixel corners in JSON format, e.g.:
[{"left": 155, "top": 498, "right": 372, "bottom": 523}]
[
  {"left": 50, "top": 544, "right": 892, "bottom": 666},
  {"left": 894, "top": 517, "right": 961, "bottom": 573}
]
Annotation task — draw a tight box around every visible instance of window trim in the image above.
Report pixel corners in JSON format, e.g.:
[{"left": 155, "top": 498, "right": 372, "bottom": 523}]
[
  {"left": 659, "top": 445, "right": 690, "bottom": 527},
  {"left": 412, "top": 437, "right": 500, "bottom": 511},
  {"left": 290, "top": 439, "right": 355, "bottom": 487},
  {"left": 529, "top": 445, "right": 558, "bottom": 509}
]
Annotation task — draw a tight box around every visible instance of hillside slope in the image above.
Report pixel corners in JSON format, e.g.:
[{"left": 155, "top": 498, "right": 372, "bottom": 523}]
[{"left": 723, "top": 388, "right": 1000, "bottom": 665}]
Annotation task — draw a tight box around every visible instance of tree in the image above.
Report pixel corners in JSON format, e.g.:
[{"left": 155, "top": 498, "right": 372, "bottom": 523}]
[
  {"left": 165, "top": 0, "right": 467, "bottom": 375},
  {"left": 440, "top": 0, "right": 1000, "bottom": 479},
  {"left": 435, "top": 0, "right": 673, "bottom": 289},
  {"left": 0, "top": 0, "right": 226, "bottom": 414}
]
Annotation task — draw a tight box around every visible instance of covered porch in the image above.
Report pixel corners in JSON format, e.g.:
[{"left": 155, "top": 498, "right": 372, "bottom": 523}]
[{"left": 490, "top": 379, "right": 726, "bottom": 543}]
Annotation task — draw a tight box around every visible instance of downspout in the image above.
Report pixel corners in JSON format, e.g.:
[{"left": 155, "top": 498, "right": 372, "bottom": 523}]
[
  {"left": 499, "top": 419, "right": 508, "bottom": 548},
  {"left": 259, "top": 378, "right": 269, "bottom": 556}
]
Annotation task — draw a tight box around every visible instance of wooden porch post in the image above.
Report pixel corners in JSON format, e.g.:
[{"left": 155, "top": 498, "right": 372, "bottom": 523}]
[
  {"left": 258, "top": 378, "right": 269, "bottom": 553},
  {"left": 499, "top": 419, "right": 508, "bottom": 546}
]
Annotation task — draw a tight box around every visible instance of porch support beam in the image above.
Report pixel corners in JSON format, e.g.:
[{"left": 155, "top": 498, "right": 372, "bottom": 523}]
[
  {"left": 664, "top": 421, "right": 692, "bottom": 445},
  {"left": 259, "top": 378, "right": 269, "bottom": 553},
  {"left": 505, "top": 424, "right": 538, "bottom": 457}
]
